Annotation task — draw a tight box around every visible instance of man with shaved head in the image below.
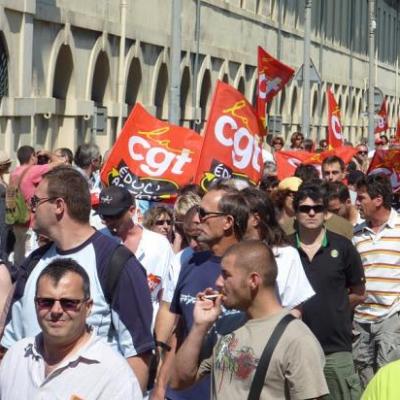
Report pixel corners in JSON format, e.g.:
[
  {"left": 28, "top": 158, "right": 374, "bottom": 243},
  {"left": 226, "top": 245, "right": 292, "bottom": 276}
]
[{"left": 171, "top": 240, "right": 329, "bottom": 399}]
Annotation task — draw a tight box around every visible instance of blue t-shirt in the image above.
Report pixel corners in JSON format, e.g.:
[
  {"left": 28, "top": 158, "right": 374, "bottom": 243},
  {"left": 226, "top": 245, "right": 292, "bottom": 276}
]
[{"left": 167, "top": 251, "right": 221, "bottom": 400}]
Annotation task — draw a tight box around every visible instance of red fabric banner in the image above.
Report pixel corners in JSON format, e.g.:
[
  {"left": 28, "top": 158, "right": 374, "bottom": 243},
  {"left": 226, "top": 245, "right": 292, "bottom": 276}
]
[
  {"left": 275, "top": 147, "right": 357, "bottom": 181},
  {"left": 195, "top": 81, "right": 265, "bottom": 191},
  {"left": 257, "top": 46, "right": 294, "bottom": 125},
  {"left": 327, "top": 88, "right": 344, "bottom": 149},
  {"left": 368, "top": 149, "right": 400, "bottom": 191},
  {"left": 395, "top": 119, "right": 400, "bottom": 143},
  {"left": 374, "top": 99, "right": 389, "bottom": 134},
  {"left": 100, "top": 103, "right": 204, "bottom": 200}
]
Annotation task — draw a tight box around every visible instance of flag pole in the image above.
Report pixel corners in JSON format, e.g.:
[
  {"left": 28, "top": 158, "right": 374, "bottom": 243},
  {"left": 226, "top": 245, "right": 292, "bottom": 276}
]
[
  {"left": 368, "top": 0, "right": 376, "bottom": 149},
  {"left": 302, "top": 0, "right": 312, "bottom": 138},
  {"left": 169, "top": 0, "right": 182, "bottom": 125}
]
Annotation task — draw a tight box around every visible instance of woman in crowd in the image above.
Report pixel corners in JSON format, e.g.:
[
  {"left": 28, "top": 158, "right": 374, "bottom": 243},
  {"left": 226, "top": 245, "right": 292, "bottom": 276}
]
[
  {"left": 273, "top": 176, "right": 302, "bottom": 228},
  {"left": 242, "top": 186, "right": 314, "bottom": 313},
  {"left": 289, "top": 131, "right": 304, "bottom": 150},
  {"left": 143, "top": 205, "right": 174, "bottom": 243}
]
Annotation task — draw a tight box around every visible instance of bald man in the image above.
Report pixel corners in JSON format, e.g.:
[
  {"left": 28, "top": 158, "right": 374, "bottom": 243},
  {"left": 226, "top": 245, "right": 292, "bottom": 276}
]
[{"left": 171, "top": 240, "right": 329, "bottom": 399}]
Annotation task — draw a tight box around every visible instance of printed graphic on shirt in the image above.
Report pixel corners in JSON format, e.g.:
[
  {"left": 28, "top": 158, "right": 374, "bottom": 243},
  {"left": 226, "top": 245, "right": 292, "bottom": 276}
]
[{"left": 214, "top": 333, "right": 259, "bottom": 392}]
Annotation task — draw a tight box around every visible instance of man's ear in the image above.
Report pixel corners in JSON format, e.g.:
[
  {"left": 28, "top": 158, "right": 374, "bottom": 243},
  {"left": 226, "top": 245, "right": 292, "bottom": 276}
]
[
  {"left": 223, "top": 214, "right": 235, "bottom": 232},
  {"left": 373, "top": 195, "right": 384, "bottom": 208}
]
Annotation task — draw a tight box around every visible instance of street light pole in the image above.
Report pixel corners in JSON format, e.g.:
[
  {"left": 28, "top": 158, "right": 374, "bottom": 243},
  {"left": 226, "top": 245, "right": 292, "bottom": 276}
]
[
  {"left": 368, "top": 0, "right": 376, "bottom": 149},
  {"left": 302, "top": 0, "right": 312, "bottom": 138},
  {"left": 169, "top": 0, "right": 182, "bottom": 124}
]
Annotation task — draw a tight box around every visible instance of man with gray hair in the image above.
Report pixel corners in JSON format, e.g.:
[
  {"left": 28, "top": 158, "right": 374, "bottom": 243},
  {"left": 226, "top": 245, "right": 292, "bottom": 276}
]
[{"left": 74, "top": 143, "right": 102, "bottom": 192}]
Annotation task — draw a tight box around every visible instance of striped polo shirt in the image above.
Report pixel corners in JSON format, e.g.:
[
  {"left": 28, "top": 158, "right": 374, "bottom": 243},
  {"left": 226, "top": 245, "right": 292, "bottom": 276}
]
[{"left": 353, "top": 208, "right": 400, "bottom": 323}]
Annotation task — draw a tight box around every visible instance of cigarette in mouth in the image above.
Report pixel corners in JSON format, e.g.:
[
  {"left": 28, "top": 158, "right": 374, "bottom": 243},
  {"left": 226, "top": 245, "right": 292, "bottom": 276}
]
[{"left": 203, "top": 294, "right": 220, "bottom": 300}]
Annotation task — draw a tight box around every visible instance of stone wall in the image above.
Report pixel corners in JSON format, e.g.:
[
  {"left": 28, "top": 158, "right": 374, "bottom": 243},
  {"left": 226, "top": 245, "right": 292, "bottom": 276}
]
[{"left": 0, "top": 0, "right": 399, "bottom": 156}]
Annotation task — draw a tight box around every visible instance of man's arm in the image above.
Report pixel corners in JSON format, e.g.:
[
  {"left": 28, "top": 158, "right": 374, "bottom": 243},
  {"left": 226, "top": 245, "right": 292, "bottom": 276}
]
[
  {"left": 170, "top": 289, "right": 221, "bottom": 390},
  {"left": 154, "top": 301, "right": 179, "bottom": 344},
  {"left": 127, "top": 352, "right": 152, "bottom": 393},
  {"left": 348, "top": 283, "right": 366, "bottom": 309}
]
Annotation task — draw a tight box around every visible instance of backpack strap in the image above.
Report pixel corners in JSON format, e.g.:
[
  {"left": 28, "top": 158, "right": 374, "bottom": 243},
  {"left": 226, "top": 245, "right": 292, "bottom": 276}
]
[
  {"left": 247, "top": 314, "right": 296, "bottom": 400},
  {"left": 13, "top": 165, "right": 33, "bottom": 190},
  {"left": 103, "top": 244, "right": 135, "bottom": 305}
]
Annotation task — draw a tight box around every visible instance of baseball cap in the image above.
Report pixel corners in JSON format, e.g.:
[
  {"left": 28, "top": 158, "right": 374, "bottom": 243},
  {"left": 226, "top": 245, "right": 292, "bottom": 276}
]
[
  {"left": 97, "top": 186, "right": 134, "bottom": 217},
  {"left": 278, "top": 177, "right": 303, "bottom": 192}
]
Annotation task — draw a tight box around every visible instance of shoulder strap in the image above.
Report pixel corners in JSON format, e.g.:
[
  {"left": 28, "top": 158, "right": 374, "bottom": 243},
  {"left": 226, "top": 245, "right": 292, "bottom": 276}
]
[
  {"left": 247, "top": 314, "right": 296, "bottom": 400},
  {"left": 103, "top": 244, "right": 134, "bottom": 305},
  {"left": 14, "top": 165, "right": 33, "bottom": 190}
]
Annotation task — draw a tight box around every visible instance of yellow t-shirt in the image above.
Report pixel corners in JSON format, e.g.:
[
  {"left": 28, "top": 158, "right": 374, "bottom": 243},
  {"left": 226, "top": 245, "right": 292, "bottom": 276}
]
[{"left": 362, "top": 360, "right": 400, "bottom": 400}]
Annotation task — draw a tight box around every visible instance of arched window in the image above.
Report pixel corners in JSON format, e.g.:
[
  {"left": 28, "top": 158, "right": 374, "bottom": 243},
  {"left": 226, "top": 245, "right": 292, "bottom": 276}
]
[{"left": 0, "top": 34, "right": 8, "bottom": 99}]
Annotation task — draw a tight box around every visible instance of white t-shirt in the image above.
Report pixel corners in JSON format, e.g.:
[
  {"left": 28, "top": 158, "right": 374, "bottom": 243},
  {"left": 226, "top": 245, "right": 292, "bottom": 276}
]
[
  {"left": 100, "top": 226, "right": 173, "bottom": 321},
  {"left": 0, "top": 333, "right": 142, "bottom": 400},
  {"left": 162, "top": 247, "right": 194, "bottom": 303},
  {"left": 274, "top": 245, "right": 315, "bottom": 309}
]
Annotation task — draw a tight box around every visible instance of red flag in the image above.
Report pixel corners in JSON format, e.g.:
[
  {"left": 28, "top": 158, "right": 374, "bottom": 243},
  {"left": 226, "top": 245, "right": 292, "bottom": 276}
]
[
  {"left": 395, "top": 119, "right": 400, "bottom": 143},
  {"left": 257, "top": 46, "right": 294, "bottom": 125},
  {"left": 368, "top": 149, "right": 400, "bottom": 191},
  {"left": 100, "top": 103, "right": 204, "bottom": 200},
  {"left": 327, "top": 88, "right": 344, "bottom": 149},
  {"left": 275, "top": 147, "right": 357, "bottom": 180},
  {"left": 374, "top": 99, "right": 389, "bottom": 134},
  {"left": 195, "top": 81, "right": 264, "bottom": 191}
]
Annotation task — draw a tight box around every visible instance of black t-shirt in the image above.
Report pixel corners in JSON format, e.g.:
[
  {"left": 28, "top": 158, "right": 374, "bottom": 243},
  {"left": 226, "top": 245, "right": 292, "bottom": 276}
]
[{"left": 288, "top": 230, "right": 365, "bottom": 354}]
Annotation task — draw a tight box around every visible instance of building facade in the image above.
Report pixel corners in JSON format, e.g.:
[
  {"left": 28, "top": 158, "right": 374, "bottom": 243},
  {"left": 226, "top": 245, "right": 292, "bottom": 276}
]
[{"left": 0, "top": 0, "right": 399, "bottom": 156}]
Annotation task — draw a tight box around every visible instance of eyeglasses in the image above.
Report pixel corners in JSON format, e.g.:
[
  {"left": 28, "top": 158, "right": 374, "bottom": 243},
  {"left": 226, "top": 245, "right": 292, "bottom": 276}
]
[
  {"left": 273, "top": 142, "right": 283, "bottom": 146},
  {"left": 30, "top": 195, "right": 58, "bottom": 211},
  {"left": 357, "top": 151, "right": 368, "bottom": 155},
  {"left": 196, "top": 206, "right": 226, "bottom": 221},
  {"left": 298, "top": 204, "right": 325, "bottom": 214},
  {"left": 155, "top": 219, "right": 172, "bottom": 226},
  {"left": 35, "top": 297, "right": 88, "bottom": 311}
]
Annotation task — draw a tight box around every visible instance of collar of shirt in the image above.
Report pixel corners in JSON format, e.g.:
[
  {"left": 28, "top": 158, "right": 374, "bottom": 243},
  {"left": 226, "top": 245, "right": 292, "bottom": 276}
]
[
  {"left": 27, "top": 331, "right": 100, "bottom": 374},
  {"left": 355, "top": 208, "right": 399, "bottom": 234},
  {"left": 295, "top": 229, "right": 328, "bottom": 249}
]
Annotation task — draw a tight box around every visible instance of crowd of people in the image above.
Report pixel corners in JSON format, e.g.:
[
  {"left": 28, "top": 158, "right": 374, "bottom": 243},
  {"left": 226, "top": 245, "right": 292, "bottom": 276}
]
[{"left": 0, "top": 135, "right": 398, "bottom": 400}]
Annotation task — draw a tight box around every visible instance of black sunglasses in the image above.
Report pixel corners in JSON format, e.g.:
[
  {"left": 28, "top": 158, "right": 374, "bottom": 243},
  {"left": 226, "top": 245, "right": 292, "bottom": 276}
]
[
  {"left": 35, "top": 297, "right": 88, "bottom": 311},
  {"left": 298, "top": 204, "right": 325, "bottom": 214},
  {"left": 357, "top": 151, "right": 368, "bottom": 155},
  {"left": 196, "top": 206, "right": 226, "bottom": 221}
]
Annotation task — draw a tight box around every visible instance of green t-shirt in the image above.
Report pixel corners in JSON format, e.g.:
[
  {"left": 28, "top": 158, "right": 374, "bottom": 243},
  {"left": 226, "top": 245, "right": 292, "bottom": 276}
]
[{"left": 362, "top": 360, "right": 400, "bottom": 400}]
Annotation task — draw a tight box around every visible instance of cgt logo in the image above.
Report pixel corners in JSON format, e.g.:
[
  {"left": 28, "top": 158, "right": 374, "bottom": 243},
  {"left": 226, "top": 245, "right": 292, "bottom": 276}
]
[
  {"left": 129, "top": 136, "right": 192, "bottom": 177},
  {"left": 331, "top": 115, "right": 343, "bottom": 141},
  {"left": 214, "top": 115, "right": 262, "bottom": 172},
  {"left": 258, "top": 73, "right": 282, "bottom": 99}
]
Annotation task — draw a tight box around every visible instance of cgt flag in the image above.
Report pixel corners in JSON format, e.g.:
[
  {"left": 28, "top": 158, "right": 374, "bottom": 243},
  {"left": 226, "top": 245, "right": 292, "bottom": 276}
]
[
  {"left": 375, "top": 99, "right": 389, "bottom": 134},
  {"left": 275, "top": 147, "right": 357, "bottom": 180},
  {"left": 100, "top": 103, "right": 203, "bottom": 200},
  {"left": 195, "top": 81, "right": 264, "bottom": 191},
  {"left": 327, "top": 87, "right": 344, "bottom": 149},
  {"left": 368, "top": 149, "right": 400, "bottom": 191},
  {"left": 257, "top": 46, "right": 294, "bottom": 125}
]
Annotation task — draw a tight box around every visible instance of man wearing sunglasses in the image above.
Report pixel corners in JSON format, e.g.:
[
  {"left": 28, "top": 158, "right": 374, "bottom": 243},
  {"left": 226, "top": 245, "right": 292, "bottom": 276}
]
[
  {"left": 1, "top": 166, "right": 154, "bottom": 393},
  {"left": 289, "top": 183, "right": 365, "bottom": 400},
  {"left": 0, "top": 258, "right": 142, "bottom": 399},
  {"left": 166, "top": 183, "right": 249, "bottom": 400}
]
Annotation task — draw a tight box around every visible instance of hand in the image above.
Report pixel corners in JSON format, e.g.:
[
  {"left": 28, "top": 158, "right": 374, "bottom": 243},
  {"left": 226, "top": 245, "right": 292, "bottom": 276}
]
[
  {"left": 193, "top": 288, "right": 222, "bottom": 329},
  {"left": 150, "top": 385, "right": 166, "bottom": 400}
]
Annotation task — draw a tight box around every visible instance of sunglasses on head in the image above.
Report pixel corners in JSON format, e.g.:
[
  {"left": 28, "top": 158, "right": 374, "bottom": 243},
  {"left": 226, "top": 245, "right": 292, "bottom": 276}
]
[
  {"left": 35, "top": 297, "right": 88, "bottom": 311},
  {"left": 298, "top": 204, "right": 325, "bottom": 214},
  {"left": 155, "top": 219, "right": 172, "bottom": 226}
]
